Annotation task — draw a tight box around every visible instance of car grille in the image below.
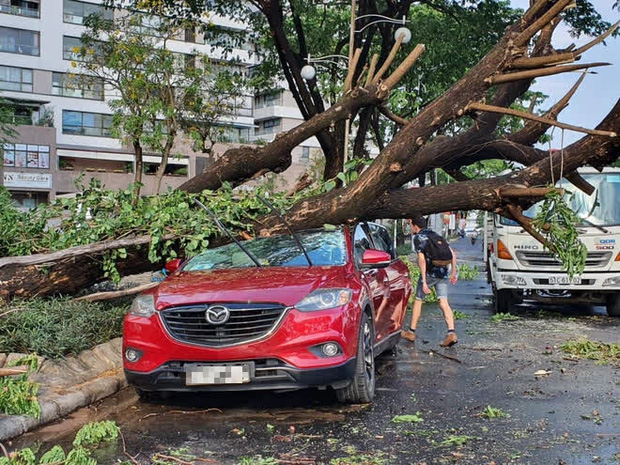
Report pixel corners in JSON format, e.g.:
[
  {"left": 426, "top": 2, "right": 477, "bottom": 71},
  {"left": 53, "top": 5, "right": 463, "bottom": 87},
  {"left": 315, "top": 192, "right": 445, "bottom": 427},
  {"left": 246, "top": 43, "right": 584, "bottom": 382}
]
[
  {"left": 515, "top": 251, "right": 612, "bottom": 269},
  {"left": 160, "top": 303, "right": 287, "bottom": 347}
]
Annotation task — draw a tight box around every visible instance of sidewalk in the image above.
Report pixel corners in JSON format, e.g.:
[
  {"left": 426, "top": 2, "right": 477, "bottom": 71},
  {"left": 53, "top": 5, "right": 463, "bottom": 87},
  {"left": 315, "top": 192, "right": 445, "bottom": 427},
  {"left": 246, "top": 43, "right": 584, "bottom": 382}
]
[{"left": 0, "top": 338, "right": 126, "bottom": 441}]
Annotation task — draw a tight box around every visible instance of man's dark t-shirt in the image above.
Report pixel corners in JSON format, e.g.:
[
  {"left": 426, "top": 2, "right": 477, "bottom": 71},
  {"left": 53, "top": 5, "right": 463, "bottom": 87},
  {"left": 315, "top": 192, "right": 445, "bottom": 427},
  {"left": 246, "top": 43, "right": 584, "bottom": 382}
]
[{"left": 413, "top": 228, "right": 449, "bottom": 279}]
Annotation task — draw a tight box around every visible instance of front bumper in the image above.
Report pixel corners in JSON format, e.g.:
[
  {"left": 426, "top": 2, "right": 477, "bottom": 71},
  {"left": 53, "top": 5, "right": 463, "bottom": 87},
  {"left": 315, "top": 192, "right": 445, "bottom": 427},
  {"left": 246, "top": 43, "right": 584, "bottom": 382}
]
[
  {"left": 494, "top": 270, "right": 620, "bottom": 291},
  {"left": 125, "top": 357, "right": 357, "bottom": 392}
]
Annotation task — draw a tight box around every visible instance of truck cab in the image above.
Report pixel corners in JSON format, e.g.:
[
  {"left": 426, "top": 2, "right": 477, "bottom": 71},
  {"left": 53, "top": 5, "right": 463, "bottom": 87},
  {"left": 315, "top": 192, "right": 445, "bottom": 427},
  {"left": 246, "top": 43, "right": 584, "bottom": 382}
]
[{"left": 486, "top": 168, "right": 620, "bottom": 316}]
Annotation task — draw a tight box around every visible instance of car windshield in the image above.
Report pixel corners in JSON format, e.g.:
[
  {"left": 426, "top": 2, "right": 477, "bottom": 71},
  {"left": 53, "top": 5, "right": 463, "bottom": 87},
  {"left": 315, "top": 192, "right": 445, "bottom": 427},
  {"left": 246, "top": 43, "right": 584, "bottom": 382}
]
[
  {"left": 500, "top": 173, "right": 620, "bottom": 227},
  {"left": 183, "top": 229, "right": 347, "bottom": 271}
]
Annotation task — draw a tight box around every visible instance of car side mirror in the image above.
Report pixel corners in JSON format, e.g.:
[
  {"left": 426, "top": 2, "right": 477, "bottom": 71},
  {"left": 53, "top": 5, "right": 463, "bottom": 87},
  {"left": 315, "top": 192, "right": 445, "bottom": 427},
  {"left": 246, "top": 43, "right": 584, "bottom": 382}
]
[
  {"left": 361, "top": 249, "right": 391, "bottom": 269},
  {"left": 164, "top": 258, "right": 182, "bottom": 274}
]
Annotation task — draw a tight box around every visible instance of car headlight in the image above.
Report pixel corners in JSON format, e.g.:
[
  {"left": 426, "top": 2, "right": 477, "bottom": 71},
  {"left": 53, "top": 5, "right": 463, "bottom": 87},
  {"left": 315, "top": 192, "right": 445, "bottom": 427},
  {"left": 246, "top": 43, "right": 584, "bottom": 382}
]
[
  {"left": 295, "top": 289, "right": 352, "bottom": 312},
  {"left": 129, "top": 295, "right": 156, "bottom": 317}
]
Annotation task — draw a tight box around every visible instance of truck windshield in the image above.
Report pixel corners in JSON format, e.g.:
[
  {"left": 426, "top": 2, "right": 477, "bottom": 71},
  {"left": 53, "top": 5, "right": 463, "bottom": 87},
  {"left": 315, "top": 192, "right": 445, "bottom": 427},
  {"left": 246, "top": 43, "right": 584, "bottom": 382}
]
[
  {"left": 183, "top": 229, "right": 347, "bottom": 271},
  {"left": 500, "top": 173, "right": 620, "bottom": 227}
]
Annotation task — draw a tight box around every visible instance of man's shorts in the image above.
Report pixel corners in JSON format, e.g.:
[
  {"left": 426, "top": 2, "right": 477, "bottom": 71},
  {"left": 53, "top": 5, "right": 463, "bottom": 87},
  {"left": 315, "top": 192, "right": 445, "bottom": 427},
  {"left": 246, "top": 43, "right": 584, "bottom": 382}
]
[{"left": 415, "top": 276, "right": 448, "bottom": 301}]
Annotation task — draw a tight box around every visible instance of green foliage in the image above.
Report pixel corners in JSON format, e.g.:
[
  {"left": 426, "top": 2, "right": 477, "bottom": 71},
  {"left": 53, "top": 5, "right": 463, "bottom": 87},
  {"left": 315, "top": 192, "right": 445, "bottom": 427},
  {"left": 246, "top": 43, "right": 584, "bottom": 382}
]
[
  {"left": 561, "top": 338, "right": 619, "bottom": 365},
  {"left": 73, "top": 421, "right": 120, "bottom": 447},
  {"left": 39, "top": 446, "right": 66, "bottom": 464},
  {"left": 453, "top": 310, "right": 467, "bottom": 320},
  {"left": 532, "top": 189, "right": 588, "bottom": 278},
  {"left": 0, "top": 421, "right": 119, "bottom": 465},
  {"left": 396, "top": 243, "right": 412, "bottom": 257},
  {"left": 0, "top": 180, "right": 299, "bottom": 281},
  {"left": 392, "top": 412, "right": 424, "bottom": 423},
  {"left": 490, "top": 312, "right": 520, "bottom": 322},
  {"left": 457, "top": 263, "right": 479, "bottom": 280},
  {"left": 0, "top": 448, "right": 36, "bottom": 465},
  {"left": 237, "top": 457, "right": 278, "bottom": 465},
  {"left": 481, "top": 406, "right": 508, "bottom": 419},
  {"left": 439, "top": 435, "right": 476, "bottom": 447},
  {"left": 0, "top": 298, "right": 128, "bottom": 359},
  {"left": 0, "top": 355, "right": 40, "bottom": 418},
  {"left": 330, "top": 454, "right": 388, "bottom": 465}
]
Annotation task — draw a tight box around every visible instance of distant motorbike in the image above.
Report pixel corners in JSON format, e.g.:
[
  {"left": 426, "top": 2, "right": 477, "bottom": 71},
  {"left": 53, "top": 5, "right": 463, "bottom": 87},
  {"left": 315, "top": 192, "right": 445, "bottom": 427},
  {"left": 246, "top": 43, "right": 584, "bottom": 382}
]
[{"left": 470, "top": 236, "right": 477, "bottom": 245}]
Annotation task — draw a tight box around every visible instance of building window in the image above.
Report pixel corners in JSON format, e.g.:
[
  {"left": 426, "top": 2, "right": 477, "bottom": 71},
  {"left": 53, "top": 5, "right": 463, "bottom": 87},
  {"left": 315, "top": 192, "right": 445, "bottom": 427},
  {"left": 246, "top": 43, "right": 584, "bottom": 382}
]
[
  {"left": 52, "top": 73, "right": 104, "bottom": 100},
  {"left": 62, "top": 36, "right": 82, "bottom": 61},
  {"left": 0, "top": 66, "right": 32, "bottom": 92},
  {"left": 213, "top": 125, "right": 250, "bottom": 144},
  {"left": 301, "top": 146, "right": 310, "bottom": 163},
  {"left": 0, "top": 0, "right": 40, "bottom": 18},
  {"left": 255, "top": 91, "right": 282, "bottom": 109},
  {"left": 62, "top": 110, "right": 112, "bottom": 137},
  {"left": 3, "top": 143, "right": 50, "bottom": 169},
  {"left": 0, "top": 26, "right": 39, "bottom": 56},
  {"left": 184, "top": 27, "right": 204, "bottom": 44},
  {"left": 256, "top": 118, "right": 281, "bottom": 136},
  {"left": 63, "top": 0, "right": 112, "bottom": 25}
]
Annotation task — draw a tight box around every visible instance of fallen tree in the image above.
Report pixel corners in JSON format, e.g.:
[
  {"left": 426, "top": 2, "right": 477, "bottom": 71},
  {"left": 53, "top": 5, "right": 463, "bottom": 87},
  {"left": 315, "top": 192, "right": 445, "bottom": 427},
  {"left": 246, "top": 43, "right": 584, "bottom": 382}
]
[{"left": 1, "top": 0, "right": 619, "bottom": 300}]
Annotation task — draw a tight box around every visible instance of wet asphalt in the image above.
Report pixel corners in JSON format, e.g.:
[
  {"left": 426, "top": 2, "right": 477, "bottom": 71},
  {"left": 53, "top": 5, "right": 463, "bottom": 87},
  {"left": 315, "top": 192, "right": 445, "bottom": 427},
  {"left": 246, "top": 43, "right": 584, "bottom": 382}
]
[{"left": 12, "top": 238, "right": 620, "bottom": 465}]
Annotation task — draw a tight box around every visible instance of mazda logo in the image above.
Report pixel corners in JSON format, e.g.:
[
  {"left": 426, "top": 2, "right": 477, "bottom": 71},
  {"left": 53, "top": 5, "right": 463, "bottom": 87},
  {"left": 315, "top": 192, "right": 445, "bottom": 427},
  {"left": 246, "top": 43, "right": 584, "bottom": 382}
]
[{"left": 205, "top": 305, "right": 230, "bottom": 325}]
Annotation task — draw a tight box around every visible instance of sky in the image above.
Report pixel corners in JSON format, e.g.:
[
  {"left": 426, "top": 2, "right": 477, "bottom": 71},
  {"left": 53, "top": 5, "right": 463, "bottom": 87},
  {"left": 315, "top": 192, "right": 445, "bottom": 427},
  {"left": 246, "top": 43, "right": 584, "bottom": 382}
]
[{"left": 510, "top": 0, "right": 619, "bottom": 147}]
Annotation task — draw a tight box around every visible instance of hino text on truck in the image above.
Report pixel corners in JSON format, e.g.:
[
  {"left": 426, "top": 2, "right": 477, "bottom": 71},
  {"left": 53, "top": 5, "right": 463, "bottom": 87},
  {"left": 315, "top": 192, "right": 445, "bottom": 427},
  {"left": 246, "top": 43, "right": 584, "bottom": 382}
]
[{"left": 485, "top": 168, "right": 620, "bottom": 317}]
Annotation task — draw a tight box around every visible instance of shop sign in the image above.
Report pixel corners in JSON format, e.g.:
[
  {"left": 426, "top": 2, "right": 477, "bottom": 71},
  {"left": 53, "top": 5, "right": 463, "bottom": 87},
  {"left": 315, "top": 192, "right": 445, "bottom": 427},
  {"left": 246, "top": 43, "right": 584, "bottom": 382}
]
[{"left": 3, "top": 172, "right": 53, "bottom": 189}]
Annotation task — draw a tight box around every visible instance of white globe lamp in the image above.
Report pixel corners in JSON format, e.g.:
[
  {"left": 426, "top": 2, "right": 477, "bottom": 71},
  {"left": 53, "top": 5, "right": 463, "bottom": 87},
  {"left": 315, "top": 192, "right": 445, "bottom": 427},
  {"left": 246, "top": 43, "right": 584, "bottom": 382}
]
[
  {"left": 395, "top": 27, "right": 412, "bottom": 44},
  {"left": 301, "top": 64, "right": 317, "bottom": 80}
]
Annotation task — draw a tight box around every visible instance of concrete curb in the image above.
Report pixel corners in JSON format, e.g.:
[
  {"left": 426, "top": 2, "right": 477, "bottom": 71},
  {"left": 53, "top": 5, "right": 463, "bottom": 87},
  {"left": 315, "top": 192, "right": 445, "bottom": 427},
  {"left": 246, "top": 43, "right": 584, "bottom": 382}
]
[{"left": 0, "top": 339, "right": 126, "bottom": 441}]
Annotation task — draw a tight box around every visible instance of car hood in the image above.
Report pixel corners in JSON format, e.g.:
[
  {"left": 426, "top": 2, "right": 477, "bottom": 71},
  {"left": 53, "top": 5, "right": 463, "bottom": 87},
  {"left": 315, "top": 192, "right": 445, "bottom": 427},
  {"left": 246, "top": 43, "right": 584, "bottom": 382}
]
[{"left": 153, "top": 266, "right": 349, "bottom": 309}]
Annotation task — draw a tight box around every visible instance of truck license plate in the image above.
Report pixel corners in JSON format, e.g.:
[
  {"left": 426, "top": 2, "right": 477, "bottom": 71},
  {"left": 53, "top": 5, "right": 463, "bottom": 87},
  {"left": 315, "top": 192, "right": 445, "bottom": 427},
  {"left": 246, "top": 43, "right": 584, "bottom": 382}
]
[
  {"left": 549, "top": 276, "right": 582, "bottom": 285},
  {"left": 185, "top": 363, "right": 252, "bottom": 385}
]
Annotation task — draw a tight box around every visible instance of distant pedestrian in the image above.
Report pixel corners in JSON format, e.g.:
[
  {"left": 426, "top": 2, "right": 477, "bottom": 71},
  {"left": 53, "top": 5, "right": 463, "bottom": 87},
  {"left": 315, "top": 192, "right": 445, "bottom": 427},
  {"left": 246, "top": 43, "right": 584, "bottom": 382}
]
[{"left": 402, "top": 217, "right": 459, "bottom": 347}]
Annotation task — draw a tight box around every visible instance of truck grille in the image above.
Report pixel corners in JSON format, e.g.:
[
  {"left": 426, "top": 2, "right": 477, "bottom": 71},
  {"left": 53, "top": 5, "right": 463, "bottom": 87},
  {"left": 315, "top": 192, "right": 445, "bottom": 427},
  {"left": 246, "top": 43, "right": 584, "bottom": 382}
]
[
  {"left": 515, "top": 251, "right": 612, "bottom": 269},
  {"left": 160, "top": 303, "right": 287, "bottom": 347}
]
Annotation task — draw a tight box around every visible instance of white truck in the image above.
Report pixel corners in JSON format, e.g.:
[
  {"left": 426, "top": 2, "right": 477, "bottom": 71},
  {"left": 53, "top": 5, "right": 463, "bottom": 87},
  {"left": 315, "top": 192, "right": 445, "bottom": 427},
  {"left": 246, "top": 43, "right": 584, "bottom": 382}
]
[{"left": 485, "top": 168, "right": 620, "bottom": 317}]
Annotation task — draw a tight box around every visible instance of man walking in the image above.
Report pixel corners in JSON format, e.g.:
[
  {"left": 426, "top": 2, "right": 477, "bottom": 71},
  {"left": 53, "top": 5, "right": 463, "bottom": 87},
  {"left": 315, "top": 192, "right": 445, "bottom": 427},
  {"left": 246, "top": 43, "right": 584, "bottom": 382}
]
[{"left": 402, "top": 217, "right": 459, "bottom": 347}]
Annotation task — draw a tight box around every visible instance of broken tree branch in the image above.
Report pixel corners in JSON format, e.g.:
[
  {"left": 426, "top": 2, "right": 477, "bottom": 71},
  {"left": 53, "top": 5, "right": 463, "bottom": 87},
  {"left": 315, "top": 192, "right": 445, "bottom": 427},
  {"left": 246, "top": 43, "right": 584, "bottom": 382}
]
[
  {"left": 487, "top": 62, "right": 609, "bottom": 85},
  {"left": 573, "top": 21, "right": 620, "bottom": 56},
  {"left": 344, "top": 47, "right": 362, "bottom": 92},
  {"left": 506, "top": 204, "right": 554, "bottom": 250},
  {"left": 510, "top": 51, "right": 576, "bottom": 69},
  {"left": 508, "top": 71, "right": 587, "bottom": 145},
  {"left": 378, "top": 105, "right": 409, "bottom": 125},
  {"left": 371, "top": 34, "right": 404, "bottom": 84},
  {"left": 515, "top": 0, "right": 573, "bottom": 47},
  {"left": 467, "top": 102, "right": 617, "bottom": 137},
  {"left": 365, "top": 53, "right": 379, "bottom": 86},
  {"left": 73, "top": 282, "right": 158, "bottom": 302},
  {"left": 500, "top": 187, "right": 564, "bottom": 198},
  {"left": 382, "top": 44, "right": 426, "bottom": 91}
]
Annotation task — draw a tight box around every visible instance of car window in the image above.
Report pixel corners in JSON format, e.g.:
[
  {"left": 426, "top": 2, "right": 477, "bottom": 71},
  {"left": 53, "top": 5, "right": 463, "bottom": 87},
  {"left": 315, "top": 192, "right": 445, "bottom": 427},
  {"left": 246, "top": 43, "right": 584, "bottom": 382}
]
[
  {"left": 184, "top": 229, "right": 347, "bottom": 271},
  {"left": 369, "top": 224, "right": 395, "bottom": 259},
  {"left": 353, "top": 224, "right": 374, "bottom": 266}
]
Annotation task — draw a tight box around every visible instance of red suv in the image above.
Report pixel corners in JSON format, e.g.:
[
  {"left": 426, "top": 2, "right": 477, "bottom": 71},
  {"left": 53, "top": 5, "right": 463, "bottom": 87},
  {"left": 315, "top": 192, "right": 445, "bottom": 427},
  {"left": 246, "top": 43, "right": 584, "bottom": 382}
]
[{"left": 123, "top": 222, "right": 411, "bottom": 403}]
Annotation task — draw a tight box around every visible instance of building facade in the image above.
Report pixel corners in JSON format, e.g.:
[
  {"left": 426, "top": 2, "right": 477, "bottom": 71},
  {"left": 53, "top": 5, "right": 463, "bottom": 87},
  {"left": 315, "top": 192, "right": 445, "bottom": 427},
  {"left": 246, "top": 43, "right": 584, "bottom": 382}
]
[{"left": 0, "top": 0, "right": 321, "bottom": 209}]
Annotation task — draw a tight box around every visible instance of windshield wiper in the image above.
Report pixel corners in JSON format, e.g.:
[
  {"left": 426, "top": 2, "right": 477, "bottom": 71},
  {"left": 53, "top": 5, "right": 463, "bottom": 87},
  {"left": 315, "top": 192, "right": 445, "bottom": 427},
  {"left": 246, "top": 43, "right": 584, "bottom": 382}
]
[
  {"left": 257, "top": 195, "right": 313, "bottom": 267},
  {"left": 193, "top": 198, "right": 262, "bottom": 268},
  {"left": 579, "top": 216, "right": 609, "bottom": 234}
]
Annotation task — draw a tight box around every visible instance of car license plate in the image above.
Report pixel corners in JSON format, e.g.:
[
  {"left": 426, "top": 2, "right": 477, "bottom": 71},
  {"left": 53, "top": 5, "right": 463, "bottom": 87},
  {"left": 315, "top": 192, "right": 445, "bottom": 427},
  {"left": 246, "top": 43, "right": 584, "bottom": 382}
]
[
  {"left": 549, "top": 276, "right": 582, "bottom": 285},
  {"left": 185, "top": 363, "right": 252, "bottom": 385}
]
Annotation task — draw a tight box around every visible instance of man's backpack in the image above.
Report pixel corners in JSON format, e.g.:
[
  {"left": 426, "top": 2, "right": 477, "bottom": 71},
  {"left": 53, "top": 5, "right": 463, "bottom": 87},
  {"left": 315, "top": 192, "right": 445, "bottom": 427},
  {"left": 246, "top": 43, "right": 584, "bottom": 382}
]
[{"left": 424, "top": 232, "right": 453, "bottom": 267}]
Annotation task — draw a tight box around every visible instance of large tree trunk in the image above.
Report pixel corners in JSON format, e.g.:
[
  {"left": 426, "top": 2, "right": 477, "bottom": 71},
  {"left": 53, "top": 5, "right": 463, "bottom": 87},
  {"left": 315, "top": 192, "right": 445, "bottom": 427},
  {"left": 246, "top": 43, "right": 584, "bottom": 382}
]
[{"left": 2, "top": 1, "right": 618, "bottom": 300}]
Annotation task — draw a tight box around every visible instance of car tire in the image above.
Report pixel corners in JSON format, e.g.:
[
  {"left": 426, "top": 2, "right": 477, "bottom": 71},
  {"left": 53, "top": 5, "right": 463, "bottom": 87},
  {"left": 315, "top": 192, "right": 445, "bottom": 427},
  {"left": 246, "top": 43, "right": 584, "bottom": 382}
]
[
  {"left": 493, "top": 286, "right": 512, "bottom": 313},
  {"left": 335, "top": 312, "right": 376, "bottom": 404},
  {"left": 606, "top": 293, "right": 620, "bottom": 317}
]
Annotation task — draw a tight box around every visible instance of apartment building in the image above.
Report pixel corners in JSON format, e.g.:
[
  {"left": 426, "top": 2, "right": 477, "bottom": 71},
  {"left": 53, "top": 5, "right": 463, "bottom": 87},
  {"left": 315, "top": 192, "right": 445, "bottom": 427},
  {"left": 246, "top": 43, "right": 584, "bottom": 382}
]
[{"left": 0, "top": 0, "right": 320, "bottom": 209}]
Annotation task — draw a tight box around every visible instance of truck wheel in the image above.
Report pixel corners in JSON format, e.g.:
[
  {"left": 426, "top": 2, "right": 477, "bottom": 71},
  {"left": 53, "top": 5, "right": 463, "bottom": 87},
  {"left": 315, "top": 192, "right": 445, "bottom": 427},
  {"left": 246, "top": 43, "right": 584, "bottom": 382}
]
[
  {"left": 336, "top": 312, "right": 376, "bottom": 404},
  {"left": 493, "top": 287, "right": 513, "bottom": 313},
  {"left": 606, "top": 293, "right": 620, "bottom": 317}
]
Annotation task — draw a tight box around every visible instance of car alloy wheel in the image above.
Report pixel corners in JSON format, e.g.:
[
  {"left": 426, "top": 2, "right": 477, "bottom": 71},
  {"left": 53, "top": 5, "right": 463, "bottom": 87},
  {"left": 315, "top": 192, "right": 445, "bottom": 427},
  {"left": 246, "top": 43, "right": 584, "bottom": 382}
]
[{"left": 335, "top": 312, "right": 376, "bottom": 403}]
